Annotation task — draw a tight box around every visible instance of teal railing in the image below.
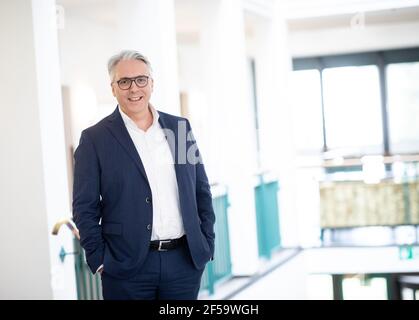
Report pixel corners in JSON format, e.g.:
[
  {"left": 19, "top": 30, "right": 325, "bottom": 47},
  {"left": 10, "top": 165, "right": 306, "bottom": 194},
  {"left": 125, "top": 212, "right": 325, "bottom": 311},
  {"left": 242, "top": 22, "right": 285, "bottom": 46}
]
[
  {"left": 254, "top": 177, "right": 281, "bottom": 259},
  {"left": 200, "top": 192, "right": 232, "bottom": 295},
  {"left": 52, "top": 219, "right": 103, "bottom": 300},
  {"left": 73, "top": 239, "right": 103, "bottom": 300}
]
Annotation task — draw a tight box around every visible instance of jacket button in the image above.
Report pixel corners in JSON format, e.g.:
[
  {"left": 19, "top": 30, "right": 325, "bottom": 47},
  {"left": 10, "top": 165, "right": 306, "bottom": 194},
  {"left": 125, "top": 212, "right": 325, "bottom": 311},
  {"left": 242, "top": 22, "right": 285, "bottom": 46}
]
[
  {"left": 147, "top": 224, "right": 151, "bottom": 230},
  {"left": 145, "top": 197, "right": 151, "bottom": 204}
]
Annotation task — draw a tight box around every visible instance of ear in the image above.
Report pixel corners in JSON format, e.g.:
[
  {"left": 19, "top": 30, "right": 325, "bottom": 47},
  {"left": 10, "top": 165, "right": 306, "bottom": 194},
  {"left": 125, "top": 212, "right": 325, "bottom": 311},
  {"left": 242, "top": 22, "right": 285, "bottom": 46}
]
[
  {"left": 150, "top": 78, "right": 154, "bottom": 92},
  {"left": 111, "top": 83, "right": 116, "bottom": 97}
]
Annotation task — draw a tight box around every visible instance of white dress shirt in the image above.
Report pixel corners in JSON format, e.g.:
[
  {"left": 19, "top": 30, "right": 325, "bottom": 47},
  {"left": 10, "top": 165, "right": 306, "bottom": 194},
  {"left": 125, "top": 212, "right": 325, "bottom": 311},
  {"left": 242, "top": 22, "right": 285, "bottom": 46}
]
[{"left": 118, "top": 105, "right": 185, "bottom": 241}]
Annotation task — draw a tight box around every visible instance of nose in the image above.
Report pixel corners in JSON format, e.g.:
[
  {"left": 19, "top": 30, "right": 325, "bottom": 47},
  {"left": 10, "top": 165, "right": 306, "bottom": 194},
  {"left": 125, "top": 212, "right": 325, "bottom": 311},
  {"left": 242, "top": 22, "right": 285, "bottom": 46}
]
[{"left": 129, "top": 82, "right": 140, "bottom": 93}]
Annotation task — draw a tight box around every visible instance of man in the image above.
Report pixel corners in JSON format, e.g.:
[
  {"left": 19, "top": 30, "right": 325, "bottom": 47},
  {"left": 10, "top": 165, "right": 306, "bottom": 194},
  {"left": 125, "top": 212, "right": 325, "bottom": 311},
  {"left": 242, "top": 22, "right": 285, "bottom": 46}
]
[{"left": 72, "top": 50, "right": 215, "bottom": 300}]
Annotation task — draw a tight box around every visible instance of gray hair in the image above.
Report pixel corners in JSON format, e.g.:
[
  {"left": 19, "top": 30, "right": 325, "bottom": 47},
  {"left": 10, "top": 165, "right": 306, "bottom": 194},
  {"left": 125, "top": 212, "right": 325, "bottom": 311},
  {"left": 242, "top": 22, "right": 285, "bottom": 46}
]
[{"left": 107, "top": 50, "right": 153, "bottom": 81}]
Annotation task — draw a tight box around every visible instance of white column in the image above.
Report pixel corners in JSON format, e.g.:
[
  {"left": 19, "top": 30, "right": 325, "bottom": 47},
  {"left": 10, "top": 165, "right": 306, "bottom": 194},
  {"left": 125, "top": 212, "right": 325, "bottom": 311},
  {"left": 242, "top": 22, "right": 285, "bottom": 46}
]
[
  {"left": 253, "top": 1, "right": 300, "bottom": 247},
  {"left": 116, "top": 0, "right": 181, "bottom": 115},
  {"left": 200, "top": 0, "right": 260, "bottom": 275},
  {"left": 0, "top": 0, "right": 76, "bottom": 299}
]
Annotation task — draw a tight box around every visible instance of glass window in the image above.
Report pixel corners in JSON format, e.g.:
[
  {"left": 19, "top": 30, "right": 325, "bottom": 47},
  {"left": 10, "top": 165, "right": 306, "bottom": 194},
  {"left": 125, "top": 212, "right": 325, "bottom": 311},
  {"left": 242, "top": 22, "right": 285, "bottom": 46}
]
[
  {"left": 322, "top": 65, "right": 383, "bottom": 156},
  {"left": 342, "top": 275, "right": 388, "bottom": 300},
  {"left": 290, "top": 69, "right": 324, "bottom": 155},
  {"left": 387, "top": 62, "right": 419, "bottom": 154},
  {"left": 401, "top": 288, "right": 415, "bottom": 300}
]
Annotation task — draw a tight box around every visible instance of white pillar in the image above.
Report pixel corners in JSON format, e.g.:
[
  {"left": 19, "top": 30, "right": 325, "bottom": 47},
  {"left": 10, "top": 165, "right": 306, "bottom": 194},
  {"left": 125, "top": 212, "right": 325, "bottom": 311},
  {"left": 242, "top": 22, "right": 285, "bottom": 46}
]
[
  {"left": 116, "top": 0, "right": 181, "bottom": 115},
  {"left": 0, "top": 0, "right": 76, "bottom": 299},
  {"left": 200, "top": 0, "right": 259, "bottom": 275},
  {"left": 253, "top": 1, "right": 300, "bottom": 247}
]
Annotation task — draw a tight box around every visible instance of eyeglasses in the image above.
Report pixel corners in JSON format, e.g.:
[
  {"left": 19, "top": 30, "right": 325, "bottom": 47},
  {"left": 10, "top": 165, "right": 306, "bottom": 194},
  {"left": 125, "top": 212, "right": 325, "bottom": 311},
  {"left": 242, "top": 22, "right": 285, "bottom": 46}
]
[{"left": 114, "top": 75, "right": 150, "bottom": 90}]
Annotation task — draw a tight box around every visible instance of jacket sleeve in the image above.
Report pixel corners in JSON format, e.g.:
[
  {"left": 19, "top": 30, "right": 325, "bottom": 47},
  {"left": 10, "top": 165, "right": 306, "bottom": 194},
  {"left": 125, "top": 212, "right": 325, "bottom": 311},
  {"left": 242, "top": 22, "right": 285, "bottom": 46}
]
[
  {"left": 186, "top": 120, "right": 216, "bottom": 259},
  {"left": 72, "top": 130, "right": 104, "bottom": 274}
]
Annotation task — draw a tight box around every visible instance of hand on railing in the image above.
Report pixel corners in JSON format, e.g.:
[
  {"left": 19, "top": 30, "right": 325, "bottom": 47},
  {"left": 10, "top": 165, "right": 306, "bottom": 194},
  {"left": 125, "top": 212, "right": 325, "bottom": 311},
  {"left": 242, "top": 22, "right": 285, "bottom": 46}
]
[{"left": 52, "top": 217, "right": 80, "bottom": 240}]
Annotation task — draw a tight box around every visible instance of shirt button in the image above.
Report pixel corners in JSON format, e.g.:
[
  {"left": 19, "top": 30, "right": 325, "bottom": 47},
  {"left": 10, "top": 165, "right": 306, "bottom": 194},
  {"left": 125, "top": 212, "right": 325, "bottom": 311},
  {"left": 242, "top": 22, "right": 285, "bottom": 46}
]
[
  {"left": 145, "top": 197, "right": 151, "bottom": 204},
  {"left": 147, "top": 224, "right": 151, "bottom": 230}
]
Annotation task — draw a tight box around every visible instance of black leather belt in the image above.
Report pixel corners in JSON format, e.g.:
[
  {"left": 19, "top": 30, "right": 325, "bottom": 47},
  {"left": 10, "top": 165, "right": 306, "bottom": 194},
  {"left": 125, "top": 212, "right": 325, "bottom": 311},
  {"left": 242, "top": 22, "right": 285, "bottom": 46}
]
[{"left": 149, "top": 235, "right": 186, "bottom": 251}]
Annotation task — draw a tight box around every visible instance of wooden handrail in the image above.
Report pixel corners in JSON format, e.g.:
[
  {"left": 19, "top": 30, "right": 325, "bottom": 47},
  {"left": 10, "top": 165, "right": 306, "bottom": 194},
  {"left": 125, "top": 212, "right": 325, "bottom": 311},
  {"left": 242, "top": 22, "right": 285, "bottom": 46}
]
[{"left": 52, "top": 217, "right": 80, "bottom": 240}]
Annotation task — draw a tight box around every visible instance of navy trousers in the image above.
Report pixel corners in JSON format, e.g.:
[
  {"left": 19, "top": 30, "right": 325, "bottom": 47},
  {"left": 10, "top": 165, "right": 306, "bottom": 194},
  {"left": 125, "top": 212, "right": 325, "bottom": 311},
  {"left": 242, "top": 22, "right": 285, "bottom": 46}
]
[{"left": 101, "top": 241, "right": 205, "bottom": 300}]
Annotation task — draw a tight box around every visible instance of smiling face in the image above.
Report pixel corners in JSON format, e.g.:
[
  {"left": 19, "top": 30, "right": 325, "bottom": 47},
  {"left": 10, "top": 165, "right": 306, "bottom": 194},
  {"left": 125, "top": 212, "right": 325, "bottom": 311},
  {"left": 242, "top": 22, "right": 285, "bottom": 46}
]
[{"left": 111, "top": 59, "right": 153, "bottom": 118}]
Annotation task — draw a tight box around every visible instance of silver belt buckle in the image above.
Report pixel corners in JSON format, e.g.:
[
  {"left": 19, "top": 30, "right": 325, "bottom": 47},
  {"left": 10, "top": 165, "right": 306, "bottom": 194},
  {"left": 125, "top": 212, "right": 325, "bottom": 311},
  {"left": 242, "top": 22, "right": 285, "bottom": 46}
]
[{"left": 158, "top": 240, "right": 171, "bottom": 251}]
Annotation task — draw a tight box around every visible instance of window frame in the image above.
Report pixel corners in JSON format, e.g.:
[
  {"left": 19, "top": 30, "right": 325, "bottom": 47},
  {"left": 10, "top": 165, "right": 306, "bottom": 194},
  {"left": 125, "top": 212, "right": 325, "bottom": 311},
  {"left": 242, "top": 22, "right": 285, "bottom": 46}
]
[{"left": 292, "top": 47, "right": 419, "bottom": 156}]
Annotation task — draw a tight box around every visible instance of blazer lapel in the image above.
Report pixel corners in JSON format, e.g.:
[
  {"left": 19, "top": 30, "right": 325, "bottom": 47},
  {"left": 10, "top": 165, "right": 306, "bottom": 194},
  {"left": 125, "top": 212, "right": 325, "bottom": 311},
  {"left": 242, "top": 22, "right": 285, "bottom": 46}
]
[{"left": 105, "top": 107, "right": 149, "bottom": 183}]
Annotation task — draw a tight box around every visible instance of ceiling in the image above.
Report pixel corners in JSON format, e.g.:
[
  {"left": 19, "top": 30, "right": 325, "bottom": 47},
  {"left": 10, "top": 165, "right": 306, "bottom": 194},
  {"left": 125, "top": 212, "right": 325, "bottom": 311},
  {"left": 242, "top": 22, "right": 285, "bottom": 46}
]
[
  {"left": 56, "top": 0, "right": 419, "bottom": 41},
  {"left": 288, "top": 6, "right": 419, "bottom": 31}
]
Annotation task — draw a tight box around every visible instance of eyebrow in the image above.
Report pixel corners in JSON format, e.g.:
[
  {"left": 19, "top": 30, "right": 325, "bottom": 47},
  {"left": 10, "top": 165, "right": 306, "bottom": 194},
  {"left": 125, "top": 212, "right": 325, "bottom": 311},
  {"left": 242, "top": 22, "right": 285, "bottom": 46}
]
[{"left": 118, "top": 75, "right": 149, "bottom": 80}]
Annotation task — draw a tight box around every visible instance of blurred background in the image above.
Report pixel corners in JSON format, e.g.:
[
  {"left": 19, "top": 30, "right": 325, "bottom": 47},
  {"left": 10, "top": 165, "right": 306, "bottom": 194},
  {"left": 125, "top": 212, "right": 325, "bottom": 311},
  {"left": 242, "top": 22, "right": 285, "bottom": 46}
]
[{"left": 1, "top": 0, "right": 419, "bottom": 300}]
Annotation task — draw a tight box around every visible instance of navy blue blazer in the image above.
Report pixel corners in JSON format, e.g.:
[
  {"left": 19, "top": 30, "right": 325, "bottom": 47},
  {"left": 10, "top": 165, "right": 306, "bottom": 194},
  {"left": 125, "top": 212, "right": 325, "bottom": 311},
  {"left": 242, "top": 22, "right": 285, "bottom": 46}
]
[{"left": 72, "top": 107, "right": 215, "bottom": 279}]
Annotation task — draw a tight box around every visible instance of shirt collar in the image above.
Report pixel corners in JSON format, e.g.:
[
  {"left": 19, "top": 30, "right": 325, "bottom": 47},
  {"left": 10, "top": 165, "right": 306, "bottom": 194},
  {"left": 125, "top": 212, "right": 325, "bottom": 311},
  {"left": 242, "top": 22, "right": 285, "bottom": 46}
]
[{"left": 118, "top": 104, "right": 160, "bottom": 130}]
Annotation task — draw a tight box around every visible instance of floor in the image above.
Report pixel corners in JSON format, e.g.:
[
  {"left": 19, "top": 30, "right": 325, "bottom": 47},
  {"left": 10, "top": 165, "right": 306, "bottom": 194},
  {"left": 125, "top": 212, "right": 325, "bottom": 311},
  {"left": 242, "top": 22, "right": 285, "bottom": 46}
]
[
  {"left": 198, "top": 248, "right": 306, "bottom": 300},
  {"left": 198, "top": 245, "right": 419, "bottom": 300}
]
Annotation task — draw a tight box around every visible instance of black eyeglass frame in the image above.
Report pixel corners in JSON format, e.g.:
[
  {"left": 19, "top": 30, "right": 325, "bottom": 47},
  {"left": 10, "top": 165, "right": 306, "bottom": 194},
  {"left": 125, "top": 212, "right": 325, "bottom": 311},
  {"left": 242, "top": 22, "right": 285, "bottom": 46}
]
[{"left": 114, "top": 75, "right": 150, "bottom": 90}]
